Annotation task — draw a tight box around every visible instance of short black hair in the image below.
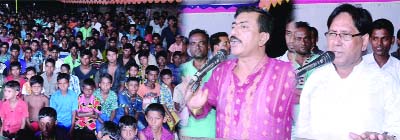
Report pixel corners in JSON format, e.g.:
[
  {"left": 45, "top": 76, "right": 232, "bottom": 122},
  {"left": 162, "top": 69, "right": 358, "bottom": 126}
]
[
  {"left": 45, "top": 58, "right": 56, "bottom": 67},
  {"left": 69, "top": 42, "right": 78, "bottom": 49},
  {"left": 10, "top": 44, "right": 20, "bottom": 52},
  {"left": 135, "top": 36, "right": 144, "bottom": 42},
  {"left": 167, "top": 16, "right": 177, "bottom": 22},
  {"left": 82, "top": 78, "right": 96, "bottom": 88},
  {"left": 86, "top": 37, "right": 95, "bottom": 41},
  {"left": 155, "top": 51, "right": 167, "bottom": 60},
  {"left": 152, "top": 33, "right": 161, "bottom": 39},
  {"left": 145, "top": 65, "right": 159, "bottom": 75},
  {"left": 57, "top": 73, "right": 70, "bottom": 82},
  {"left": 41, "top": 39, "right": 49, "bottom": 44},
  {"left": 61, "top": 64, "right": 70, "bottom": 71},
  {"left": 210, "top": 32, "right": 229, "bottom": 52},
  {"left": 101, "top": 121, "right": 120, "bottom": 140},
  {"left": 121, "top": 35, "right": 128, "bottom": 40},
  {"left": 327, "top": 4, "right": 372, "bottom": 35},
  {"left": 1, "top": 42, "right": 9, "bottom": 48},
  {"left": 127, "top": 63, "right": 139, "bottom": 70},
  {"left": 100, "top": 73, "right": 113, "bottom": 83},
  {"left": 10, "top": 61, "right": 21, "bottom": 70},
  {"left": 49, "top": 46, "right": 60, "bottom": 52},
  {"left": 118, "top": 115, "right": 137, "bottom": 130},
  {"left": 310, "top": 27, "right": 319, "bottom": 39},
  {"left": 25, "top": 46, "right": 33, "bottom": 52},
  {"left": 30, "top": 75, "right": 44, "bottom": 86},
  {"left": 126, "top": 77, "right": 140, "bottom": 84},
  {"left": 145, "top": 103, "right": 166, "bottom": 117},
  {"left": 107, "top": 47, "right": 119, "bottom": 55},
  {"left": 38, "top": 107, "right": 57, "bottom": 121},
  {"left": 4, "top": 80, "right": 20, "bottom": 92},
  {"left": 138, "top": 50, "right": 150, "bottom": 59},
  {"left": 371, "top": 18, "right": 394, "bottom": 36},
  {"left": 31, "top": 40, "right": 39, "bottom": 45},
  {"left": 234, "top": 6, "right": 274, "bottom": 34},
  {"left": 108, "top": 37, "right": 117, "bottom": 43},
  {"left": 80, "top": 49, "right": 92, "bottom": 58},
  {"left": 295, "top": 21, "right": 311, "bottom": 32},
  {"left": 160, "top": 69, "right": 172, "bottom": 77},
  {"left": 189, "top": 29, "right": 209, "bottom": 43},
  {"left": 26, "top": 66, "right": 37, "bottom": 74},
  {"left": 171, "top": 51, "right": 181, "bottom": 58},
  {"left": 123, "top": 43, "right": 134, "bottom": 53},
  {"left": 397, "top": 29, "right": 400, "bottom": 39}
]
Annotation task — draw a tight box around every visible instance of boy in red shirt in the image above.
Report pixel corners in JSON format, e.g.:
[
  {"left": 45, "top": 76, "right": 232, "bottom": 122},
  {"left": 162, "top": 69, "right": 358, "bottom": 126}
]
[{"left": 0, "top": 81, "right": 29, "bottom": 139}]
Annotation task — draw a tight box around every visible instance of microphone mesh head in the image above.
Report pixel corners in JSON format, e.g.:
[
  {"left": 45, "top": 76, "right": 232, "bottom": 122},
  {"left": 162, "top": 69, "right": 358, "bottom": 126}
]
[
  {"left": 217, "top": 49, "right": 228, "bottom": 61},
  {"left": 323, "top": 51, "right": 335, "bottom": 63},
  {"left": 218, "top": 49, "right": 228, "bottom": 56}
]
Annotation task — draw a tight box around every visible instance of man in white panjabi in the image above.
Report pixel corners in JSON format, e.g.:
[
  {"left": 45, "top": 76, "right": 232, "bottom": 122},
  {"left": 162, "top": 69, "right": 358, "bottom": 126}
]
[
  {"left": 363, "top": 18, "right": 400, "bottom": 83},
  {"left": 296, "top": 4, "right": 400, "bottom": 140}
]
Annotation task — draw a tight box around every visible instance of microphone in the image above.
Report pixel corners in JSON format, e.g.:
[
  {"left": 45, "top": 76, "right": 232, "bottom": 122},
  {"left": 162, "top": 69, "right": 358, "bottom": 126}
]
[
  {"left": 189, "top": 49, "right": 228, "bottom": 91},
  {"left": 296, "top": 51, "right": 335, "bottom": 77}
]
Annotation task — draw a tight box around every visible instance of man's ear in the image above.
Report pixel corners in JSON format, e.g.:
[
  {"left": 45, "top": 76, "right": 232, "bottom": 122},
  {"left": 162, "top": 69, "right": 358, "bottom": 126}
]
[
  {"left": 258, "top": 32, "right": 270, "bottom": 47},
  {"left": 361, "top": 33, "right": 370, "bottom": 51}
]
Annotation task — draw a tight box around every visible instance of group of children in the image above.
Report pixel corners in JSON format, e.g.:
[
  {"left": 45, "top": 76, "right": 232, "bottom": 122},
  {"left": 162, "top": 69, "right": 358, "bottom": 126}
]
[{"left": 0, "top": 60, "right": 178, "bottom": 140}]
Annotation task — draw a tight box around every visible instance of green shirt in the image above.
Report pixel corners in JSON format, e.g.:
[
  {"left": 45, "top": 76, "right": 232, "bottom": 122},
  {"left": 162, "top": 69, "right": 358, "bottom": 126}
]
[
  {"left": 79, "top": 27, "right": 92, "bottom": 40},
  {"left": 64, "top": 55, "right": 81, "bottom": 73},
  {"left": 93, "top": 89, "right": 118, "bottom": 117},
  {"left": 179, "top": 59, "right": 216, "bottom": 138}
]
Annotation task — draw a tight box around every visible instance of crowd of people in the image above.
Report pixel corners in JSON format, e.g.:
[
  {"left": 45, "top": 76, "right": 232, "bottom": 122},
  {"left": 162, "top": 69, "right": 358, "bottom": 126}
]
[{"left": 0, "top": 2, "right": 400, "bottom": 140}]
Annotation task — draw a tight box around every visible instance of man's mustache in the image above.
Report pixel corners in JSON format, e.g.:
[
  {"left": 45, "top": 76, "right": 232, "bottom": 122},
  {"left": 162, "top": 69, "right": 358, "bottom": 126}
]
[{"left": 230, "top": 36, "right": 241, "bottom": 44}]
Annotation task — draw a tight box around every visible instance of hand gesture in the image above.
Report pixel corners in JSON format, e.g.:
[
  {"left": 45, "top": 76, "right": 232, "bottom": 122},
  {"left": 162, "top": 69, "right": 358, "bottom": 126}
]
[
  {"left": 349, "top": 132, "right": 396, "bottom": 140},
  {"left": 186, "top": 87, "right": 208, "bottom": 111}
]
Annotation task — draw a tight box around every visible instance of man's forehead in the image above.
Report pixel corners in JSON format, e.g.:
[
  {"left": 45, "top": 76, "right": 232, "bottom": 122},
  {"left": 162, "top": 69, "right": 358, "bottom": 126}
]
[
  {"left": 295, "top": 32, "right": 307, "bottom": 37},
  {"left": 329, "top": 12, "right": 358, "bottom": 32},
  {"left": 371, "top": 29, "right": 391, "bottom": 36},
  {"left": 189, "top": 34, "right": 206, "bottom": 42},
  {"left": 219, "top": 36, "right": 229, "bottom": 41}
]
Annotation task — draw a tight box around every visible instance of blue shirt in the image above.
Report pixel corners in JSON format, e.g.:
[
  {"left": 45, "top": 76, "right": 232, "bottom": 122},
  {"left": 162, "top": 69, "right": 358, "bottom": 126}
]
[
  {"left": 167, "top": 63, "right": 182, "bottom": 85},
  {"left": 115, "top": 90, "right": 143, "bottom": 122},
  {"left": 136, "top": 25, "right": 146, "bottom": 38},
  {"left": 5, "top": 59, "right": 27, "bottom": 74},
  {"left": 50, "top": 89, "right": 78, "bottom": 128}
]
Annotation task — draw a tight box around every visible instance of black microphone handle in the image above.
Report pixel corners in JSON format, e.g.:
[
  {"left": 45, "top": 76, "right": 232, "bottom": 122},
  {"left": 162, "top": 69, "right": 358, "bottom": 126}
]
[
  {"left": 295, "top": 51, "right": 335, "bottom": 77},
  {"left": 296, "top": 59, "right": 324, "bottom": 76}
]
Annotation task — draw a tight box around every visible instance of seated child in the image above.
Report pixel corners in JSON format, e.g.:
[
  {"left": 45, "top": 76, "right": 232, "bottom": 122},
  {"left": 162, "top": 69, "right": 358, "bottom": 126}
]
[
  {"left": 139, "top": 103, "right": 174, "bottom": 140},
  {"left": 73, "top": 78, "right": 101, "bottom": 140},
  {"left": 60, "top": 64, "right": 81, "bottom": 95},
  {"left": 94, "top": 73, "right": 118, "bottom": 132},
  {"left": 5, "top": 62, "right": 26, "bottom": 93},
  {"left": 126, "top": 63, "right": 142, "bottom": 83},
  {"left": 119, "top": 115, "right": 139, "bottom": 140},
  {"left": 115, "top": 77, "right": 145, "bottom": 130},
  {"left": 96, "top": 121, "right": 120, "bottom": 140},
  {"left": 49, "top": 73, "right": 79, "bottom": 134},
  {"left": 24, "top": 75, "right": 49, "bottom": 132},
  {"left": 34, "top": 107, "right": 68, "bottom": 140},
  {"left": 21, "top": 66, "right": 37, "bottom": 96},
  {"left": 159, "top": 69, "right": 179, "bottom": 130},
  {"left": 0, "top": 81, "right": 28, "bottom": 139},
  {"left": 138, "top": 65, "right": 161, "bottom": 108}
]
